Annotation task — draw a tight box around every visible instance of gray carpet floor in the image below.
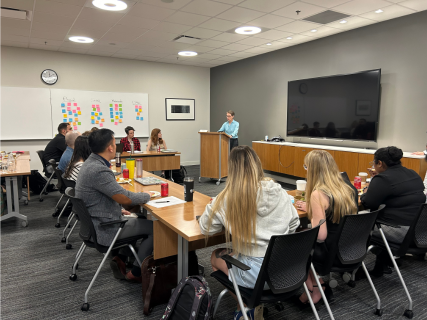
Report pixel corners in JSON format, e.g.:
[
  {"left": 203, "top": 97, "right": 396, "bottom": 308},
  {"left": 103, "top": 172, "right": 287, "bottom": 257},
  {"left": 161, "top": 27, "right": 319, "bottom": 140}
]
[{"left": 1, "top": 165, "right": 426, "bottom": 319}]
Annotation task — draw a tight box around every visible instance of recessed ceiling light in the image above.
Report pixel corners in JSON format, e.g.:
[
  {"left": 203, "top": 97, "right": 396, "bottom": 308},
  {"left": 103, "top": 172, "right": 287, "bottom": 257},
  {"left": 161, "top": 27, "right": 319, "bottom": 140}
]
[
  {"left": 286, "top": 37, "right": 292, "bottom": 40},
  {"left": 266, "top": 43, "right": 272, "bottom": 46},
  {"left": 311, "top": 29, "right": 317, "bottom": 32},
  {"left": 235, "top": 26, "right": 261, "bottom": 35},
  {"left": 340, "top": 20, "right": 347, "bottom": 24},
  {"left": 178, "top": 51, "right": 197, "bottom": 56},
  {"left": 92, "top": 0, "right": 127, "bottom": 11},
  {"left": 375, "top": 9, "right": 383, "bottom": 13},
  {"left": 69, "top": 36, "right": 94, "bottom": 43}
]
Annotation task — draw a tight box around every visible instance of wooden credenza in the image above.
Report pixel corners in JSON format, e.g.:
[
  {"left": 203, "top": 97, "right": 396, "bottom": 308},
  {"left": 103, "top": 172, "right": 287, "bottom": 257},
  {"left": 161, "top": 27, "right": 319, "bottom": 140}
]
[{"left": 252, "top": 141, "right": 427, "bottom": 180}]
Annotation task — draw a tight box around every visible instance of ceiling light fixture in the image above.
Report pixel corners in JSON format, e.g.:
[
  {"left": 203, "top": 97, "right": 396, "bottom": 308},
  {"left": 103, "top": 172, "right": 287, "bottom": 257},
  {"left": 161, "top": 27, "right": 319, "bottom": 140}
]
[
  {"left": 375, "top": 9, "right": 383, "bottom": 13},
  {"left": 286, "top": 37, "right": 292, "bottom": 40},
  {"left": 235, "top": 26, "right": 261, "bottom": 35},
  {"left": 92, "top": 0, "right": 127, "bottom": 11},
  {"left": 266, "top": 43, "right": 272, "bottom": 46},
  {"left": 178, "top": 51, "right": 197, "bottom": 56},
  {"left": 311, "top": 29, "right": 317, "bottom": 32},
  {"left": 69, "top": 36, "right": 94, "bottom": 43},
  {"left": 340, "top": 20, "right": 347, "bottom": 24}
]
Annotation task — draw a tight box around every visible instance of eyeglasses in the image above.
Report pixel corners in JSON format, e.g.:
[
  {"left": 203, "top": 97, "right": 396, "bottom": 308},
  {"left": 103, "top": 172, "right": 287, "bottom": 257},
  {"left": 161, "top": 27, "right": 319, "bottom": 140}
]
[
  {"left": 369, "top": 161, "right": 375, "bottom": 168},
  {"left": 303, "top": 164, "right": 307, "bottom": 170}
]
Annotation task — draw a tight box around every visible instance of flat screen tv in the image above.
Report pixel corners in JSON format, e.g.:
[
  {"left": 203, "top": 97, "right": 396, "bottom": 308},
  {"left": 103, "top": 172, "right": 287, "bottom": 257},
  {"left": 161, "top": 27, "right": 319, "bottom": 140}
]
[{"left": 287, "top": 69, "right": 381, "bottom": 142}]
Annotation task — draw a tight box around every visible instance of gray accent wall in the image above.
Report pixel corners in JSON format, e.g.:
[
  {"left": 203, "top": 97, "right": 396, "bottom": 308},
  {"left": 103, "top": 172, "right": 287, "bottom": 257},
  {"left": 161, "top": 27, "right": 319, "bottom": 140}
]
[{"left": 210, "top": 11, "right": 427, "bottom": 152}]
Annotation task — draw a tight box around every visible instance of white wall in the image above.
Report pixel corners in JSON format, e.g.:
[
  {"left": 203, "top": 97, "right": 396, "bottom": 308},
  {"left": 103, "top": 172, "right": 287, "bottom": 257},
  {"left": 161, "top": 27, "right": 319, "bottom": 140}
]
[{"left": 1, "top": 46, "right": 210, "bottom": 172}]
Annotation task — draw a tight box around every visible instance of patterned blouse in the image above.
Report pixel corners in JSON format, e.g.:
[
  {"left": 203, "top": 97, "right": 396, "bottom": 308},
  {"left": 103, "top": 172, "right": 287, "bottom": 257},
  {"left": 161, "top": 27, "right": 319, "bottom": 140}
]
[{"left": 120, "top": 137, "right": 141, "bottom": 152}]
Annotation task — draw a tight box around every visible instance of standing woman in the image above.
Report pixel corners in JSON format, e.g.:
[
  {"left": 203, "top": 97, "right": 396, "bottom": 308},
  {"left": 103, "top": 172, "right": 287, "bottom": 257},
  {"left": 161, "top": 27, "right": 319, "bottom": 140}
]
[
  {"left": 120, "top": 126, "right": 141, "bottom": 152},
  {"left": 218, "top": 110, "right": 239, "bottom": 150},
  {"left": 146, "top": 128, "right": 167, "bottom": 152}
]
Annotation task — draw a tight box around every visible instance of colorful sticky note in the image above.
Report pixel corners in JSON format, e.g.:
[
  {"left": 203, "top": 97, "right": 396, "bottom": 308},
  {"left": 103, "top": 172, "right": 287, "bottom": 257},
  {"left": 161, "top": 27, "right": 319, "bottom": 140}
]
[
  {"left": 136, "top": 116, "right": 139, "bottom": 120},
  {"left": 115, "top": 107, "right": 118, "bottom": 111},
  {"left": 139, "top": 109, "right": 142, "bottom": 112},
  {"left": 78, "top": 122, "right": 81, "bottom": 125},
  {"left": 115, "top": 116, "right": 119, "bottom": 119},
  {"left": 120, "top": 115, "right": 123, "bottom": 119},
  {"left": 119, "top": 104, "right": 122, "bottom": 107},
  {"left": 119, "top": 108, "right": 122, "bottom": 111},
  {"left": 137, "top": 112, "right": 140, "bottom": 116},
  {"left": 73, "top": 103, "right": 77, "bottom": 106},
  {"left": 91, "top": 116, "right": 95, "bottom": 120},
  {"left": 110, "top": 113, "right": 113, "bottom": 117},
  {"left": 110, "top": 108, "right": 113, "bottom": 111},
  {"left": 68, "top": 111, "right": 72, "bottom": 115},
  {"left": 101, "top": 118, "right": 105, "bottom": 122},
  {"left": 115, "top": 104, "right": 118, "bottom": 107},
  {"left": 72, "top": 109, "right": 76, "bottom": 113},
  {"left": 77, "top": 107, "right": 80, "bottom": 111},
  {"left": 119, "top": 119, "right": 122, "bottom": 123},
  {"left": 97, "top": 117, "right": 100, "bottom": 120},
  {"left": 119, "top": 111, "right": 123, "bottom": 114},
  {"left": 110, "top": 104, "right": 113, "bottom": 107},
  {"left": 96, "top": 105, "right": 99, "bottom": 108},
  {"left": 67, "top": 107, "right": 71, "bottom": 111},
  {"left": 67, "top": 103, "right": 71, "bottom": 106},
  {"left": 93, "top": 108, "right": 96, "bottom": 111},
  {"left": 74, "top": 113, "right": 78, "bottom": 117},
  {"left": 69, "top": 118, "right": 73, "bottom": 122},
  {"left": 95, "top": 113, "right": 98, "bottom": 116},
  {"left": 63, "top": 119, "right": 67, "bottom": 123},
  {"left": 114, "top": 122, "right": 118, "bottom": 125},
  {"left": 91, "top": 120, "right": 95, "bottom": 124},
  {"left": 99, "top": 112, "right": 102, "bottom": 116},
  {"left": 141, "top": 117, "right": 143, "bottom": 121},
  {"left": 73, "top": 122, "right": 76, "bottom": 126},
  {"left": 135, "top": 108, "right": 138, "bottom": 112},
  {"left": 91, "top": 112, "right": 94, "bottom": 115},
  {"left": 78, "top": 111, "right": 81, "bottom": 115},
  {"left": 62, "top": 109, "right": 66, "bottom": 113},
  {"left": 74, "top": 126, "right": 78, "bottom": 130},
  {"left": 74, "top": 118, "right": 78, "bottom": 121},
  {"left": 61, "top": 103, "right": 65, "bottom": 107},
  {"left": 111, "top": 119, "right": 114, "bottom": 122},
  {"left": 63, "top": 114, "right": 67, "bottom": 118},
  {"left": 96, "top": 120, "right": 99, "bottom": 124},
  {"left": 92, "top": 104, "right": 95, "bottom": 108}
]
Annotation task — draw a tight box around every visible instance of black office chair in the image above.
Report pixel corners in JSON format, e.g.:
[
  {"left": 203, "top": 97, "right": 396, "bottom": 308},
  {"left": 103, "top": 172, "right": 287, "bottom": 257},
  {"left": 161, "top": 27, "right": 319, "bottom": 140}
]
[
  {"left": 210, "top": 221, "right": 332, "bottom": 320},
  {"left": 61, "top": 178, "right": 77, "bottom": 249},
  {"left": 36, "top": 151, "right": 56, "bottom": 202},
  {"left": 64, "top": 187, "right": 148, "bottom": 312},
  {"left": 370, "top": 203, "right": 427, "bottom": 319},
  {"left": 314, "top": 205, "right": 385, "bottom": 317},
  {"left": 53, "top": 167, "right": 69, "bottom": 228}
]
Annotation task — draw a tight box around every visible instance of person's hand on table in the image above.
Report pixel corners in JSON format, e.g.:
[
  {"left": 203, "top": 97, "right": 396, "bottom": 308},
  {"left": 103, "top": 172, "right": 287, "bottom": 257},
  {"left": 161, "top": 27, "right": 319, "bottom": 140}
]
[
  {"left": 411, "top": 151, "right": 425, "bottom": 156},
  {"left": 362, "top": 185, "right": 369, "bottom": 194},
  {"left": 121, "top": 209, "right": 132, "bottom": 216},
  {"left": 296, "top": 200, "right": 306, "bottom": 211},
  {"left": 145, "top": 191, "right": 155, "bottom": 197},
  {"left": 367, "top": 168, "right": 377, "bottom": 177}
]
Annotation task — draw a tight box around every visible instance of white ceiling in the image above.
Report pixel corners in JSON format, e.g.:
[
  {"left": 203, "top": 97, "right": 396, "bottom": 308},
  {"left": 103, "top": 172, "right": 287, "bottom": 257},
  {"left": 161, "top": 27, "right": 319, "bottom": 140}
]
[{"left": 1, "top": 0, "right": 426, "bottom": 68}]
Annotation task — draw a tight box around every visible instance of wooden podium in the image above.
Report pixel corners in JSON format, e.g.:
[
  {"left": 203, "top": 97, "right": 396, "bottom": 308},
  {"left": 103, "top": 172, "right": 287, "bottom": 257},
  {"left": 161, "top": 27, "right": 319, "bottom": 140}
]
[{"left": 199, "top": 132, "right": 230, "bottom": 185}]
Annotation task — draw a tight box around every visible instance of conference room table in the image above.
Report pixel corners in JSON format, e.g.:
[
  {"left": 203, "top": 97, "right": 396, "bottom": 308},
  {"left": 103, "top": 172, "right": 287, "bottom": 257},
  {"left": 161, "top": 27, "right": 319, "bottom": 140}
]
[
  {"left": 0, "top": 152, "right": 31, "bottom": 227},
  {"left": 121, "top": 171, "right": 307, "bottom": 282}
]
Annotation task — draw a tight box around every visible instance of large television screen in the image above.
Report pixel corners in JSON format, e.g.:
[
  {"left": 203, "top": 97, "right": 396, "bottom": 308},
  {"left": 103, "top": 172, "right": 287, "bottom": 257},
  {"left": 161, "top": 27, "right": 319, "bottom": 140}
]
[{"left": 287, "top": 69, "right": 381, "bottom": 142}]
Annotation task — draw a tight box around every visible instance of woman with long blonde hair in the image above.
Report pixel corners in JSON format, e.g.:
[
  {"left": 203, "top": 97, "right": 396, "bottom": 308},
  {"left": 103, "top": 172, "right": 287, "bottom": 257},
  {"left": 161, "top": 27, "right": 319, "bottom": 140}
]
[
  {"left": 295, "top": 150, "right": 358, "bottom": 307},
  {"left": 199, "top": 146, "right": 300, "bottom": 319}
]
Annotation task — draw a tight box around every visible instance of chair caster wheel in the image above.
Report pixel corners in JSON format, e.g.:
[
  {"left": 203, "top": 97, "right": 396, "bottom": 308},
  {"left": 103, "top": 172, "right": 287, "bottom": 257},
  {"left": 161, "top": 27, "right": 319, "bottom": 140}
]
[
  {"left": 374, "top": 308, "right": 383, "bottom": 316},
  {"left": 61, "top": 237, "right": 66, "bottom": 243},
  {"left": 81, "top": 303, "right": 90, "bottom": 311},
  {"left": 329, "top": 279, "right": 338, "bottom": 288},
  {"left": 403, "top": 309, "right": 413, "bottom": 319},
  {"left": 275, "top": 303, "right": 284, "bottom": 311},
  {"left": 263, "top": 306, "right": 269, "bottom": 318},
  {"left": 347, "top": 280, "right": 356, "bottom": 288},
  {"left": 21, "top": 220, "right": 28, "bottom": 227},
  {"left": 216, "top": 181, "right": 220, "bottom": 186},
  {"left": 72, "top": 263, "right": 79, "bottom": 270},
  {"left": 69, "top": 274, "right": 77, "bottom": 281},
  {"left": 52, "top": 210, "right": 60, "bottom": 217},
  {"left": 55, "top": 223, "right": 60, "bottom": 228},
  {"left": 342, "top": 272, "right": 351, "bottom": 283},
  {"left": 66, "top": 244, "right": 72, "bottom": 250},
  {"left": 24, "top": 200, "right": 29, "bottom": 205},
  {"left": 39, "top": 198, "right": 44, "bottom": 202}
]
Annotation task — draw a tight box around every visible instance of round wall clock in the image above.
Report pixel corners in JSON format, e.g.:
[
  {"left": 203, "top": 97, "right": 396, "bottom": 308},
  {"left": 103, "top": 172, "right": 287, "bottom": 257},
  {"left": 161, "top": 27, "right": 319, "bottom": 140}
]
[
  {"left": 299, "top": 83, "right": 308, "bottom": 94},
  {"left": 41, "top": 69, "right": 58, "bottom": 85}
]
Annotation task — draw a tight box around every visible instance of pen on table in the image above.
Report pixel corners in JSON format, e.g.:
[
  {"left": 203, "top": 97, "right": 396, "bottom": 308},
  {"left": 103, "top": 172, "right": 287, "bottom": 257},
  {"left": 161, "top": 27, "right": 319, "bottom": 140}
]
[{"left": 155, "top": 201, "right": 170, "bottom": 203}]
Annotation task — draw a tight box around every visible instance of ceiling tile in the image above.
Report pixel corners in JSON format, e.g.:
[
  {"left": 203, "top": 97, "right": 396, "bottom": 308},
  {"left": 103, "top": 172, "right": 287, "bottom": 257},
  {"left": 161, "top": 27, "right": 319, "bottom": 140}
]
[
  {"left": 212, "top": 0, "right": 245, "bottom": 4},
  {"left": 138, "top": 0, "right": 193, "bottom": 10},
  {"left": 50, "top": 0, "right": 87, "bottom": 6},
  {"left": 110, "top": 24, "right": 149, "bottom": 37},
  {"left": 385, "top": 0, "right": 406, "bottom": 3},
  {"left": 185, "top": 27, "right": 222, "bottom": 38},
  {"left": 327, "top": 16, "right": 375, "bottom": 29},
  {"left": 88, "top": 44, "right": 120, "bottom": 52},
  {"left": 29, "top": 44, "right": 60, "bottom": 51},
  {"left": 276, "top": 20, "right": 320, "bottom": 33},
  {"left": 137, "top": 30, "right": 179, "bottom": 42},
  {"left": 215, "top": 56, "right": 241, "bottom": 61},
  {"left": 236, "top": 37, "right": 271, "bottom": 45},
  {"left": 1, "top": 27, "right": 30, "bottom": 37},
  {"left": 72, "top": 18, "right": 115, "bottom": 31},
  {"left": 254, "top": 29, "right": 292, "bottom": 40},
  {"left": 211, "top": 32, "right": 248, "bottom": 42},
  {"left": 228, "top": 51, "right": 256, "bottom": 57},
  {"left": 259, "top": 40, "right": 291, "bottom": 48},
  {"left": 1, "top": 18, "right": 32, "bottom": 30},
  {"left": 181, "top": 0, "right": 232, "bottom": 17},
  {"left": 100, "top": 32, "right": 141, "bottom": 43},
  {"left": 398, "top": 0, "right": 427, "bottom": 11},
  {"left": 78, "top": 7, "right": 126, "bottom": 22},
  {"left": 164, "top": 11, "right": 211, "bottom": 26},
  {"left": 95, "top": 39, "right": 131, "bottom": 48},
  {"left": 86, "top": 50, "right": 114, "bottom": 57},
  {"left": 248, "top": 14, "right": 294, "bottom": 29},
  {"left": 221, "top": 43, "right": 253, "bottom": 50},
  {"left": 138, "top": 51, "right": 169, "bottom": 58},
  {"left": 58, "top": 47, "right": 88, "bottom": 54},
  {"left": 1, "top": 34, "right": 29, "bottom": 43},
  {"left": 184, "top": 45, "right": 215, "bottom": 52},
  {"left": 273, "top": 2, "right": 325, "bottom": 19},
  {"left": 31, "top": 29, "right": 67, "bottom": 41},
  {"left": 281, "top": 34, "right": 312, "bottom": 43},
  {"left": 196, "top": 53, "right": 223, "bottom": 59},
  {"left": 302, "top": 0, "right": 352, "bottom": 8},
  {"left": 67, "top": 28, "right": 106, "bottom": 39},
  {"left": 35, "top": 0, "right": 82, "bottom": 17},
  {"left": 30, "top": 37, "right": 64, "bottom": 46},
  {"left": 300, "top": 25, "right": 342, "bottom": 37},
  {"left": 115, "top": 48, "right": 146, "bottom": 55},
  {"left": 111, "top": 53, "right": 139, "bottom": 59},
  {"left": 360, "top": 4, "right": 416, "bottom": 21},
  {"left": 130, "top": 3, "right": 176, "bottom": 20},
  {"left": 217, "top": 6, "right": 265, "bottom": 23},
  {"left": 1, "top": 41, "right": 29, "bottom": 48},
  {"left": 238, "top": 0, "right": 296, "bottom": 13},
  {"left": 61, "top": 40, "right": 94, "bottom": 48},
  {"left": 207, "top": 48, "right": 238, "bottom": 55},
  {"left": 197, "top": 18, "right": 242, "bottom": 32},
  {"left": 1, "top": 0, "right": 34, "bottom": 10},
  {"left": 244, "top": 46, "right": 271, "bottom": 53},
  {"left": 32, "top": 12, "right": 77, "bottom": 27},
  {"left": 152, "top": 22, "right": 193, "bottom": 34},
  {"left": 333, "top": 0, "right": 392, "bottom": 15},
  {"left": 135, "top": 56, "right": 160, "bottom": 61},
  {"left": 31, "top": 22, "right": 71, "bottom": 34},
  {"left": 118, "top": 16, "right": 161, "bottom": 30},
  {"left": 197, "top": 39, "right": 229, "bottom": 48}
]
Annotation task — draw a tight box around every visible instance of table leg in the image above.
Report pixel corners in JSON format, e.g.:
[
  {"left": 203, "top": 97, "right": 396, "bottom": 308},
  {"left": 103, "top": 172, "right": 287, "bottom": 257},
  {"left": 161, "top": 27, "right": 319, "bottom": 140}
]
[
  {"left": 177, "top": 234, "right": 189, "bottom": 283},
  {"left": 1, "top": 176, "right": 28, "bottom": 226},
  {"left": 27, "top": 176, "right": 30, "bottom": 200}
]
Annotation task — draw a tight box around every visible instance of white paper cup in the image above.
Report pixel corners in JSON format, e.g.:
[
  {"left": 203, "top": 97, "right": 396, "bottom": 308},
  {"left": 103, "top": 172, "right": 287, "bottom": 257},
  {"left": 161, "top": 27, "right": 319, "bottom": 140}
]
[
  {"left": 296, "top": 180, "right": 307, "bottom": 191},
  {"left": 359, "top": 172, "right": 368, "bottom": 183}
]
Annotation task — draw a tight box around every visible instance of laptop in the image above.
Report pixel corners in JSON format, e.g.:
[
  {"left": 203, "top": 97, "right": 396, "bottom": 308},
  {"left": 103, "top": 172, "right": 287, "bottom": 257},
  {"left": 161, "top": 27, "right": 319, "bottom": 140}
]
[
  {"left": 116, "top": 143, "right": 123, "bottom": 153},
  {"left": 134, "top": 177, "right": 164, "bottom": 186}
]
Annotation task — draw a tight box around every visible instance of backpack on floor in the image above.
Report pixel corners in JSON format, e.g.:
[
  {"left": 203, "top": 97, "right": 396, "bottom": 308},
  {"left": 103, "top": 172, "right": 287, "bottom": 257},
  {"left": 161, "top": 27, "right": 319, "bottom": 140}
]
[
  {"left": 27, "top": 170, "right": 55, "bottom": 195},
  {"left": 164, "top": 166, "right": 187, "bottom": 185},
  {"left": 161, "top": 275, "right": 213, "bottom": 320}
]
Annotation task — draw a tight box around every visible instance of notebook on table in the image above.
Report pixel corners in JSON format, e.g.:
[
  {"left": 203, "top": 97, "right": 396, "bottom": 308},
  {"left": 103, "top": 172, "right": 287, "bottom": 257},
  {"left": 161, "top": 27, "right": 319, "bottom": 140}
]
[{"left": 134, "top": 177, "right": 163, "bottom": 186}]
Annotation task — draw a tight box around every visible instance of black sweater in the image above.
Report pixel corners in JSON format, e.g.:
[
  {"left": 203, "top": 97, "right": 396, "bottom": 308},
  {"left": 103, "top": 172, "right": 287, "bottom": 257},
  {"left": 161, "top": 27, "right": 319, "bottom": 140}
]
[
  {"left": 360, "top": 164, "right": 426, "bottom": 226},
  {"left": 44, "top": 134, "right": 66, "bottom": 164}
]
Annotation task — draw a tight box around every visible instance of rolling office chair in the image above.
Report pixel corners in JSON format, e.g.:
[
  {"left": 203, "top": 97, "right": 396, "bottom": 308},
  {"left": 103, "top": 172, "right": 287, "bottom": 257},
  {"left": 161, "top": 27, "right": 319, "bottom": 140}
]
[
  {"left": 53, "top": 167, "right": 70, "bottom": 228},
  {"left": 61, "top": 178, "right": 77, "bottom": 249},
  {"left": 36, "top": 151, "right": 56, "bottom": 202},
  {"left": 64, "top": 187, "right": 148, "bottom": 312},
  {"left": 369, "top": 203, "right": 427, "bottom": 319},
  {"left": 210, "top": 221, "right": 334, "bottom": 320}
]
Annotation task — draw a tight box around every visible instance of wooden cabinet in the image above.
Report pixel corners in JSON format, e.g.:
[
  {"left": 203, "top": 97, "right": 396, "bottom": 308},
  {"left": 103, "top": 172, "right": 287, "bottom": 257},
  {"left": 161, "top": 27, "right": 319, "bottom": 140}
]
[
  {"left": 401, "top": 158, "right": 421, "bottom": 172},
  {"left": 294, "top": 147, "right": 313, "bottom": 178},
  {"left": 253, "top": 143, "right": 280, "bottom": 172},
  {"left": 278, "top": 146, "right": 295, "bottom": 176},
  {"left": 333, "top": 151, "right": 359, "bottom": 180},
  {"left": 358, "top": 153, "right": 374, "bottom": 175}
]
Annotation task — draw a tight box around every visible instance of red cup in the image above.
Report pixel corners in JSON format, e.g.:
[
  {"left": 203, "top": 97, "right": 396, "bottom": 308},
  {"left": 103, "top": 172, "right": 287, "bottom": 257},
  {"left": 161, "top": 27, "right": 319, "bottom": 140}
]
[
  {"left": 161, "top": 182, "right": 169, "bottom": 197},
  {"left": 123, "top": 169, "right": 129, "bottom": 179},
  {"left": 354, "top": 176, "right": 361, "bottom": 190}
]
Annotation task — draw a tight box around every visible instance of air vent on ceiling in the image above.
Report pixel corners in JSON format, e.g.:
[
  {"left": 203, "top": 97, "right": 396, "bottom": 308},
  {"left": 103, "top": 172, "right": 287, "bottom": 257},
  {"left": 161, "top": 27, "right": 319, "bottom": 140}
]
[
  {"left": 173, "top": 35, "right": 202, "bottom": 44},
  {"left": 1, "top": 7, "right": 32, "bottom": 20},
  {"left": 303, "top": 10, "right": 349, "bottom": 24}
]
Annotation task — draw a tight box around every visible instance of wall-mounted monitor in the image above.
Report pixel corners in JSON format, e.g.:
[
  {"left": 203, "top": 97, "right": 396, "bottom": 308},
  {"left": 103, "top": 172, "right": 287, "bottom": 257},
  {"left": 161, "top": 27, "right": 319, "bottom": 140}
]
[{"left": 287, "top": 69, "right": 381, "bottom": 142}]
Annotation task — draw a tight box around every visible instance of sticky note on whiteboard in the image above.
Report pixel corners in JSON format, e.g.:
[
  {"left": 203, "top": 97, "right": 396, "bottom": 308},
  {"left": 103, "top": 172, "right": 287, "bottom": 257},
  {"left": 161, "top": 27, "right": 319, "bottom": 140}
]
[
  {"left": 63, "top": 114, "right": 67, "bottom": 118},
  {"left": 67, "top": 103, "right": 71, "bottom": 106},
  {"left": 115, "top": 104, "right": 118, "bottom": 107},
  {"left": 77, "top": 107, "right": 81, "bottom": 111},
  {"left": 141, "top": 117, "right": 143, "bottom": 121},
  {"left": 100, "top": 123, "right": 104, "bottom": 127},
  {"left": 67, "top": 107, "right": 71, "bottom": 111},
  {"left": 78, "top": 122, "right": 81, "bottom": 125},
  {"left": 136, "top": 116, "right": 139, "bottom": 120},
  {"left": 114, "top": 122, "right": 118, "bottom": 125},
  {"left": 78, "top": 111, "right": 81, "bottom": 115},
  {"left": 119, "top": 119, "right": 122, "bottom": 123},
  {"left": 73, "top": 103, "right": 77, "bottom": 106},
  {"left": 96, "top": 120, "right": 99, "bottom": 124},
  {"left": 74, "top": 126, "right": 78, "bottom": 130},
  {"left": 63, "top": 119, "right": 67, "bottom": 123},
  {"left": 61, "top": 103, "right": 65, "bottom": 107}
]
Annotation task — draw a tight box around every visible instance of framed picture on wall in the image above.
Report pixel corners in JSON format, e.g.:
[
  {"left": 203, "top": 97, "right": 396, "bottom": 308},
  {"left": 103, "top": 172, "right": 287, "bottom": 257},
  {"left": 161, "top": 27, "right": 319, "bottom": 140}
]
[
  {"left": 165, "top": 98, "right": 195, "bottom": 121},
  {"left": 356, "top": 100, "right": 371, "bottom": 116}
]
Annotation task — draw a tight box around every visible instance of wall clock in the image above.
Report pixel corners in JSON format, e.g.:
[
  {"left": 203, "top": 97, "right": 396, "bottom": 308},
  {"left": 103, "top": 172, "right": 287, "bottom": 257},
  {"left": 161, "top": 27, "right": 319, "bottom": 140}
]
[
  {"left": 299, "top": 83, "right": 308, "bottom": 94},
  {"left": 41, "top": 69, "right": 58, "bottom": 85}
]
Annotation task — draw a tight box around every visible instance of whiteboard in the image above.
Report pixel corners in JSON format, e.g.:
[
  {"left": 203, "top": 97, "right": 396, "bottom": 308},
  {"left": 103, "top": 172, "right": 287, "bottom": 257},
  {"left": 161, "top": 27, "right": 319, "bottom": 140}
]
[
  {"left": 1, "top": 87, "right": 53, "bottom": 140},
  {"left": 51, "top": 89, "right": 149, "bottom": 138}
]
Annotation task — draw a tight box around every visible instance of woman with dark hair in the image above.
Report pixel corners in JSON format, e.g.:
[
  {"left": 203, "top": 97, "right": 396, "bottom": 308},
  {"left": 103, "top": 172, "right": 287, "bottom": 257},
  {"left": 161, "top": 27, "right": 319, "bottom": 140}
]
[
  {"left": 64, "top": 136, "right": 92, "bottom": 182},
  {"left": 120, "top": 126, "right": 141, "bottom": 152},
  {"left": 361, "top": 146, "right": 426, "bottom": 276},
  {"left": 146, "top": 128, "right": 167, "bottom": 152},
  {"left": 324, "top": 122, "right": 339, "bottom": 138}
]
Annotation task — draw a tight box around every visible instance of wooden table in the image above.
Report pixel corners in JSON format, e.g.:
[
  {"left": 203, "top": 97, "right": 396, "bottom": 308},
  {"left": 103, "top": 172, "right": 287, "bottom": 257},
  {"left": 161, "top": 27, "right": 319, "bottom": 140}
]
[
  {"left": 0, "top": 152, "right": 31, "bottom": 227},
  {"left": 121, "top": 172, "right": 308, "bottom": 281},
  {"left": 120, "top": 151, "right": 180, "bottom": 178}
]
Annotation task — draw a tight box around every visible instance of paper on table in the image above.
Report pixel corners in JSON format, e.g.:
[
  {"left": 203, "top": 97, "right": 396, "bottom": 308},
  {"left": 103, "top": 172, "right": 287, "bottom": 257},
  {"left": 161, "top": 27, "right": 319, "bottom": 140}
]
[{"left": 147, "top": 196, "right": 186, "bottom": 208}]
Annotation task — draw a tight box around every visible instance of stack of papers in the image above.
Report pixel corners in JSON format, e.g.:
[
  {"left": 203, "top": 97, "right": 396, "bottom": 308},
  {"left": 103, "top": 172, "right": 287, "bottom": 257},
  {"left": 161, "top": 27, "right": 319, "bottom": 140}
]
[{"left": 147, "top": 196, "right": 186, "bottom": 208}]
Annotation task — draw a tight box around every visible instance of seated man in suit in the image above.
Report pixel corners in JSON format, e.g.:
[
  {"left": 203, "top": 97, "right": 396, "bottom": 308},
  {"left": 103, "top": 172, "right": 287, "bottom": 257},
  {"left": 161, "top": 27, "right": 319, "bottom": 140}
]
[
  {"left": 58, "top": 132, "right": 80, "bottom": 173},
  {"left": 75, "top": 128, "right": 153, "bottom": 282},
  {"left": 44, "top": 123, "right": 72, "bottom": 165}
]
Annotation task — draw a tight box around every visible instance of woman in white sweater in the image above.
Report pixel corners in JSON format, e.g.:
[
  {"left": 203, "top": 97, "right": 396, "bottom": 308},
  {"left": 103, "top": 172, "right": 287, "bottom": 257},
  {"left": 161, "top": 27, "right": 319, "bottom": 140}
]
[{"left": 199, "top": 146, "right": 300, "bottom": 320}]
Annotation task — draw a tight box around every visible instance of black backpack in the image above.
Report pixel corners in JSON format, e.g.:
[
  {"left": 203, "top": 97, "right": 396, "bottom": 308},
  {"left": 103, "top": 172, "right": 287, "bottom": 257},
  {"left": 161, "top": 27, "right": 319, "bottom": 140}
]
[
  {"left": 165, "top": 166, "right": 187, "bottom": 185},
  {"left": 161, "top": 275, "right": 213, "bottom": 320},
  {"left": 25, "top": 170, "right": 55, "bottom": 195}
]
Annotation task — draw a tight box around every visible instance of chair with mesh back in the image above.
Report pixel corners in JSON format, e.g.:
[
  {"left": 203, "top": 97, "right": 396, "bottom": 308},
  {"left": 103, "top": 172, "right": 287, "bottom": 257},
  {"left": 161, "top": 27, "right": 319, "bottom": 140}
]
[
  {"left": 65, "top": 187, "right": 148, "bottom": 312},
  {"left": 370, "top": 203, "right": 427, "bottom": 319},
  {"left": 53, "top": 167, "right": 70, "bottom": 228},
  {"left": 36, "top": 151, "right": 56, "bottom": 202},
  {"left": 211, "top": 221, "right": 332, "bottom": 320},
  {"left": 61, "top": 178, "right": 77, "bottom": 249}
]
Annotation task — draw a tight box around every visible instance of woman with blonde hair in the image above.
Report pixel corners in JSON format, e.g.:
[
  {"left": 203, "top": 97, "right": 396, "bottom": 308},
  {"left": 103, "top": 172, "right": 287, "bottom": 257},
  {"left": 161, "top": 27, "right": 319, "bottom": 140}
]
[
  {"left": 199, "top": 146, "right": 300, "bottom": 320},
  {"left": 146, "top": 128, "right": 167, "bottom": 152},
  {"left": 295, "top": 150, "right": 358, "bottom": 306}
]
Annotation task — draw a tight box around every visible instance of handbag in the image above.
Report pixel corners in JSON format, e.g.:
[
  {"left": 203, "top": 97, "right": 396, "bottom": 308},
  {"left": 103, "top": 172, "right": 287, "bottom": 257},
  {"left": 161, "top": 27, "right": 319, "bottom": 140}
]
[{"left": 141, "top": 252, "right": 199, "bottom": 315}]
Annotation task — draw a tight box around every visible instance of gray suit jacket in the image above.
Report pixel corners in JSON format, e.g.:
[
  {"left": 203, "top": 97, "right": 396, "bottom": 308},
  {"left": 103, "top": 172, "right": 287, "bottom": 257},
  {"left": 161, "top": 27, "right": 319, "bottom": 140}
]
[{"left": 75, "top": 153, "right": 150, "bottom": 246}]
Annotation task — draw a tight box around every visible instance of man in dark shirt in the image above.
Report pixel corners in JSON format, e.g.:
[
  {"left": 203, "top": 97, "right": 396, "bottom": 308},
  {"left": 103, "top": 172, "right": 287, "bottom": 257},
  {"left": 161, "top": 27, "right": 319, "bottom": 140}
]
[{"left": 43, "top": 123, "right": 72, "bottom": 165}]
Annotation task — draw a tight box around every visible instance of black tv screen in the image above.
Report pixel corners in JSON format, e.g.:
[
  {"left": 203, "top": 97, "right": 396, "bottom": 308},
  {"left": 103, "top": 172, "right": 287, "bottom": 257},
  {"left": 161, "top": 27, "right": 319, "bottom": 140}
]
[{"left": 287, "top": 69, "right": 381, "bottom": 142}]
